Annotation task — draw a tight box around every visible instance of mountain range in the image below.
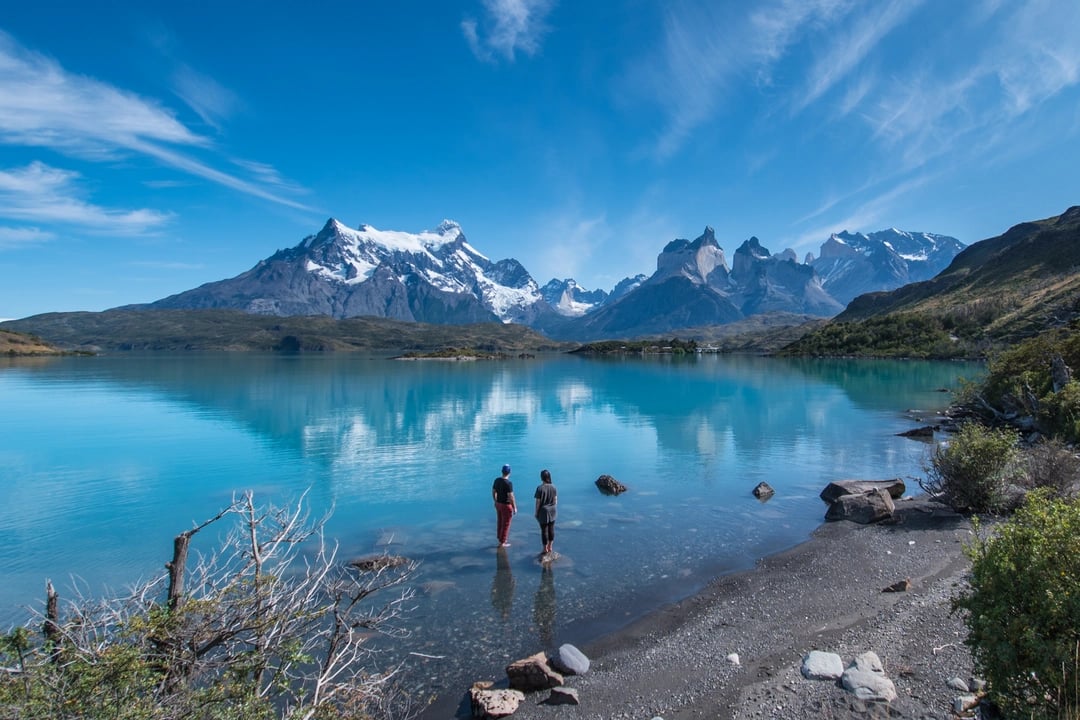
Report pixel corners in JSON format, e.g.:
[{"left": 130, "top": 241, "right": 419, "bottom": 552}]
[{"left": 140, "top": 218, "right": 963, "bottom": 340}]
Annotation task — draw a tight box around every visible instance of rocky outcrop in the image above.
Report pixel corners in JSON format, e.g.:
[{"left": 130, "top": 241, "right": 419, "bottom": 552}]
[
  {"left": 897, "top": 425, "right": 936, "bottom": 439},
  {"left": 595, "top": 474, "right": 627, "bottom": 495},
  {"left": 820, "top": 479, "right": 906, "bottom": 503},
  {"left": 752, "top": 482, "right": 775, "bottom": 499},
  {"left": 824, "top": 487, "right": 895, "bottom": 524}
]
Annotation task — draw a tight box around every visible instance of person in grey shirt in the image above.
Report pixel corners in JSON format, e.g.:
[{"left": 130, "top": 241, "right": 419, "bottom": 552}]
[{"left": 534, "top": 468, "right": 558, "bottom": 556}]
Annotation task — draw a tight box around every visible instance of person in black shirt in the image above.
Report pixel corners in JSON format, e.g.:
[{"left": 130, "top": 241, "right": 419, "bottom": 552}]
[
  {"left": 492, "top": 463, "right": 517, "bottom": 547},
  {"left": 534, "top": 468, "right": 558, "bottom": 556}
]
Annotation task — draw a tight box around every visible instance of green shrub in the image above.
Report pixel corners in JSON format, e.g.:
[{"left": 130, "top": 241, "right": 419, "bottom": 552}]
[
  {"left": 1040, "top": 381, "right": 1080, "bottom": 445},
  {"left": 954, "top": 491, "right": 1080, "bottom": 718},
  {"left": 920, "top": 422, "right": 1020, "bottom": 513}
]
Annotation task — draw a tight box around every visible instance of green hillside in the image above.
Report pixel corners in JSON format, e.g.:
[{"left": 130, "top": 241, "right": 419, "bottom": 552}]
[
  {"left": 0, "top": 309, "right": 570, "bottom": 355},
  {"left": 782, "top": 205, "right": 1080, "bottom": 358}
]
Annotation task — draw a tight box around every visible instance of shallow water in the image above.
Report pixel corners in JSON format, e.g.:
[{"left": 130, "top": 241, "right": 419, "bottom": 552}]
[{"left": 0, "top": 352, "right": 981, "bottom": 705}]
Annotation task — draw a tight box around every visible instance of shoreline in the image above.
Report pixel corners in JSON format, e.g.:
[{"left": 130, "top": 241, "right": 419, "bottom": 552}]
[{"left": 447, "top": 495, "right": 978, "bottom": 719}]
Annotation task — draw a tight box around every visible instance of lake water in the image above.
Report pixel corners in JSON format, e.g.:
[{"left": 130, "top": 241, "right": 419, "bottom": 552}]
[{"left": 0, "top": 353, "right": 981, "bottom": 708}]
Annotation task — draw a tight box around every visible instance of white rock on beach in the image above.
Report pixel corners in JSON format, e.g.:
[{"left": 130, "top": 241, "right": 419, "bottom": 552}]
[
  {"left": 801, "top": 650, "right": 844, "bottom": 680},
  {"left": 841, "top": 651, "right": 898, "bottom": 702}
]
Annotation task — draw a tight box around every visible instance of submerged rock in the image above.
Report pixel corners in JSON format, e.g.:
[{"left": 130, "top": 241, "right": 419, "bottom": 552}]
[
  {"left": 752, "top": 482, "right": 775, "bottom": 499},
  {"left": 349, "top": 554, "right": 410, "bottom": 572},
  {"left": 596, "top": 474, "right": 628, "bottom": 495}
]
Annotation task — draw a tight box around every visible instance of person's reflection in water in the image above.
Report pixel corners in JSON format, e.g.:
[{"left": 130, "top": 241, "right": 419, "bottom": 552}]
[
  {"left": 491, "top": 546, "right": 515, "bottom": 621},
  {"left": 532, "top": 563, "right": 557, "bottom": 648}
]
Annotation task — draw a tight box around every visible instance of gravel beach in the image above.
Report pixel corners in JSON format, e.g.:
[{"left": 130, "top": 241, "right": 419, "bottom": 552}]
[{"left": 490, "top": 495, "right": 982, "bottom": 720}]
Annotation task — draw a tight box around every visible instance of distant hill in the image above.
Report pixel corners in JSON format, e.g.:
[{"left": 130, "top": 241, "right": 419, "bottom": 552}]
[
  {"left": 0, "top": 309, "right": 571, "bottom": 355},
  {"left": 0, "top": 328, "right": 65, "bottom": 356},
  {"left": 781, "top": 205, "right": 1080, "bottom": 358}
]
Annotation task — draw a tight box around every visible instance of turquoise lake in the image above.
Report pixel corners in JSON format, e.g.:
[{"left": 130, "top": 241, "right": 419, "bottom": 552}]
[{"left": 0, "top": 353, "right": 982, "bottom": 705}]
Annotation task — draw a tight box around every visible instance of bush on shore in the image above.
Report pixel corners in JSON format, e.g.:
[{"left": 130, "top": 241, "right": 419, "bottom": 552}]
[
  {"left": 920, "top": 422, "right": 1021, "bottom": 513},
  {"left": 954, "top": 490, "right": 1080, "bottom": 719}
]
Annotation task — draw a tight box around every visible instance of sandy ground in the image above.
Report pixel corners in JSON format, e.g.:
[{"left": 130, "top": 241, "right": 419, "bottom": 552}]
[{"left": 487, "top": 496, "right": 982, "bottom": 720}]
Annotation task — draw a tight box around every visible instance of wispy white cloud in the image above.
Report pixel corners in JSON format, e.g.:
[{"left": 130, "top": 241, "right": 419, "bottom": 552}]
[
  {"left": 786, "top": 173, "right": 935, "bottom": 254},
  {"left": 0, "top": 225, "right": 53, "bottom": 249},
  {"left": 526, "top": 210, "right": 608, "bottom": 285},
  {"left": 172, "top": 64, "right": 241, "bottom": 130},
  {"left": 0, "top": 30, "right": 308, "bottom": 211},
  {"left": 631, "top": 0, "right": 861, "bottom": 159},
  {"left": 794, "top": 0, "right": 923, "bottom": 112},
  {"left": 0, "top": 162, "right": 173, "bottom": 234},
  {"left": 854, "top": 0, "right": 1080, "bottom": 170},
  {"left": 462, "top": 0, "right": 555, "bottom": 62}
]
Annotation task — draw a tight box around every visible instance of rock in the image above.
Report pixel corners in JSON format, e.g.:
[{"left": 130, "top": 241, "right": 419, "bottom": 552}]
[
  {"left": 953, "top": 694, "right": 980, "bottom": 713},
  {"left": 726, "top": 652, "right": 740, "bottom": 666},
  {"left": 970, "top": 677, "right": 987, "bottom": 692},
  {"left": 551, "top": 643, "right": 590, "bottom": 675},
  {"left": 841, "top": 651, "right": 898, "bottom": 703},
  {"left": 469, "top": 685, "right": 525, "bottom": 719},
  {"left": 801, "top": 650, "right": 844, "bottom": 680},
  {"left": 820, "top": 479, "right": 906, "bottom": 503},
  {"left": 595, "top": 474, "right": 627, "bottom": 495},
  {"left": 946, "top": 676, "right": 970, "bottom": 692},
  {"left": 506, "top": 651, "right": 564, "bottom": 691},
  {"left": 897, "top": 425, "right": 936, "bottom": 439},
  {"left": 349, "top": 554, "right": 410, "bottom": 572},
  {"left": 545, "top": 687, "right": 580, "bottom": 705},
  {"left": 752, "top": 482, "right": 775, "bottom": 499},
  {"left": 824, "top": 488, "right": 895, "bottom": 524},
  {"left": 882, "top": 578, "right": 912, "bottom": 593}
]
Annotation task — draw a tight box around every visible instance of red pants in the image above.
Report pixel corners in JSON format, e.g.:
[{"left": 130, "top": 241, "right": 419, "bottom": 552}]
[{"left": 496, "top": 503, "right": 514, "bottom": 544}]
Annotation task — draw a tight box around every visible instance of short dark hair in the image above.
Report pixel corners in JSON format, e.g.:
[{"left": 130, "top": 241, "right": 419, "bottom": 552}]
[{"left": 540, "top": 469, "right": 552, "bottom": 483}]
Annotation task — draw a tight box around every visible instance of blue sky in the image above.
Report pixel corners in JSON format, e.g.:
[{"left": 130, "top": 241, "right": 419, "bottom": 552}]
[{"left": 1, "top": 0, "right": 1079, "bottom": 320}]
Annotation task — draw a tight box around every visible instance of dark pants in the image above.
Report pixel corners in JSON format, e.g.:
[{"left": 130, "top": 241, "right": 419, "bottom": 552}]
[
  {"left": 496, "top": 503, "right": 514, "bottom": 544},
  {"left": 540, "top": 521, "right": 555, "bottom": 546}
]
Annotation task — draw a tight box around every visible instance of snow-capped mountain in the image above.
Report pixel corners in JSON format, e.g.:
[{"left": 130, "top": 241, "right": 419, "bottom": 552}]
[
  {"left": 540, "top": 279, "right": 608, "bottom": 317},
  {"left": 140, "top": 217, "right": 964, "bottom": 340},
  {"left": 811, "top": 229, "right": 964, "bottom": 305},
  {"left": 562, "top": 229, "right": 843, "bottom": 340},
  {"left": 148, "top": 218, "right": 547, "bottom": 324}
]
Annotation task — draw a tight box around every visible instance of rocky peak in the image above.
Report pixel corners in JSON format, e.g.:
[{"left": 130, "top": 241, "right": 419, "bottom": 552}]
[
  {"left": 732, "top": 236, "right": 772, "bottom": 277},
  {"left": 655, "top": 227, "right": 727, "bottom": 285},
  {"left": 819, "top": 233, "right": 861, "bottom": 259}
]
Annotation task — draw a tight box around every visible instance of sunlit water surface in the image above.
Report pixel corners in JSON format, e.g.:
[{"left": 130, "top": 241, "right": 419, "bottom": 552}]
[{"left": 0, "top": 353, "right": 982, "bottom": 708}]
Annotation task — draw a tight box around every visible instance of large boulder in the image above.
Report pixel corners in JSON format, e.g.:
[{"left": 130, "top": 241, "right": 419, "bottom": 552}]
[
  {"left": 506, "top": 651, "right": 564, "bottom": 691},
  {"left": 820, "top": 479, "right": 905, "bottom": 503},
  {"left": 824, "top": 488, "right": 895, "bottom": 524},
  {"left": 550, "top": 643, "right": 590, "bottom": 675},
  {"left": 841, "top": 651, "right": 898, "bottom": 702},
  {"left": 595, "top": 474, "right": 627, "bottom": 495}
]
